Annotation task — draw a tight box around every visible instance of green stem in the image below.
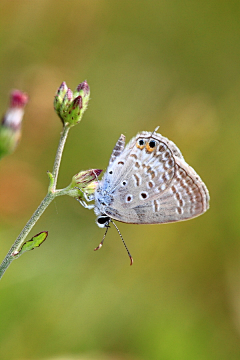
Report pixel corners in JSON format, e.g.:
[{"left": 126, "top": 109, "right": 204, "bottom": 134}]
[
  {"left": 0, "top": 124, "right": 71, "bottom": 280},
  {"left": 52, "top": 125, "right": 70, "bottom": 190},
  {"left": 0, "top": 193, "right": 54, "bottom": 279}
]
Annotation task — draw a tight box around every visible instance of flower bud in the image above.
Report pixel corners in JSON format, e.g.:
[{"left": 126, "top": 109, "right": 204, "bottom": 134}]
[
  {"left": 54, "top": 81, "right": 90, "bottom": 127},
  {"left": 74, "top": 80, "right": 90, "bottom": 98},
  {"left": 66, "top": 169, "right": 102, "bottom": 199},
  {"left": 53, "top": 81, "right": 68, "bottom": 120},
  {"left": 83, "top": 180, "right": 99, "bottom": 198},
  {"left": 72, "top": 169, "right": 102, "bottom": 188},
  {"left": 63, "top": 95, "right": 82, "bottom": 126},
  {"left": 0, "top": 90, "right": 28, "bottom": 159}
]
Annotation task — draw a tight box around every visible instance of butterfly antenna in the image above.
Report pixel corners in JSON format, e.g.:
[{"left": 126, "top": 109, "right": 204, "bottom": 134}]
[
  {"left": 112, "top": 221, "right": 133, "bottom": 265},
  {"left": 94, "top": 224, "right": 110, "bottom": 251},
  {"left": 152, "top": 126, "right": 159, "bottom": 135}
]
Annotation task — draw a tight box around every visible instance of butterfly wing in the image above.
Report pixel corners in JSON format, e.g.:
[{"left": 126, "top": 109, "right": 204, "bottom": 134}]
[
  {"left": 96, "top": 131, "right": 209, "bottom": 224},
  {"left": 108, "top": 134, "right": 126, "bottom": 165}
]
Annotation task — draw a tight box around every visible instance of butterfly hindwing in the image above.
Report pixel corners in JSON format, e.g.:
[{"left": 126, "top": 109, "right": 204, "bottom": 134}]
[{"left": 94, "top": 131, "right": 209, "bottom": 225}]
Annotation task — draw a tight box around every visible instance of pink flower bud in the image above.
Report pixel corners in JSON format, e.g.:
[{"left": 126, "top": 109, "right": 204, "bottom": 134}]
[
  {"left": 57, "top": 82, "right": 68, "bottom": 95},
  {"left": 75, "top": 80, "right": 90, "bottom": 97},
  {"left": 0, "top": 90, "right": 28, "bottom": 158},
  {"left": 10, "top": 90, "right": 28, "bottom": 108},
  {"left": 71, "top": 96, "right": 82, "bottom": 111},
  {"left": 2, "top": 90, "right": 28, "bottom": 130},
  {"left": 66, "top": 88, "right": 73, "bottom": 102},
  {"left": 74, "top": 169, "right": 102, "bottom": 185},
  {"left": 66, "top": 169, "right": 102, "bottom": 200}
]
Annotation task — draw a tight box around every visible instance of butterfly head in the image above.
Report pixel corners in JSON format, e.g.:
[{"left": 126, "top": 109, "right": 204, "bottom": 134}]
[{"left": 96, "top": 215, "right": 111, "bottom": 228}]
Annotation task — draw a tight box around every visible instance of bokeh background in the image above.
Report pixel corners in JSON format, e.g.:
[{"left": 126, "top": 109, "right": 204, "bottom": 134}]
[{"left": 0, "top": 1, "right": 240, "bottom": 359}]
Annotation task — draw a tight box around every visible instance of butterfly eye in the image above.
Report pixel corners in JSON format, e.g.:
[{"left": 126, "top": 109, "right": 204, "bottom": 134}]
[
  {"left": 96, "top": 215, "right": 110, "bottom": 228},
  {"left": 136, "top": 138, "right": 145, "bottom": 149}
]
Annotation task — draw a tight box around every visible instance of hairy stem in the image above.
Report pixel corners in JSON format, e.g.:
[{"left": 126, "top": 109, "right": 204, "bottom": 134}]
[
  {"left": 0, "top": 193, "right": 54, "bottom": 279},
  {"left": 52, "top": 125, "right": 70, "bottom": 190},
  {"left": 0, "top": 124, "right": 70, "bottom": 280}
]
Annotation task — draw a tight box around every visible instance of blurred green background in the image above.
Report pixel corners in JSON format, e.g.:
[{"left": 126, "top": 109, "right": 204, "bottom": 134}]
[{"left": 0, "top": 1, "right": 240, "bottom": 359}]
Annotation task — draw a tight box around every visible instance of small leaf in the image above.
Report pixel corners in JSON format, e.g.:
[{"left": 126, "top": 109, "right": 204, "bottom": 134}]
[{"left": 12, "top": 231, "right": 48, "bottom": 257}]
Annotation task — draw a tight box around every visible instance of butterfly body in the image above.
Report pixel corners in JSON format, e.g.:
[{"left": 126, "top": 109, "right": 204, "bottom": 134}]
[{"left": 94, "top": 131, "right": 209, "bottom": 228}]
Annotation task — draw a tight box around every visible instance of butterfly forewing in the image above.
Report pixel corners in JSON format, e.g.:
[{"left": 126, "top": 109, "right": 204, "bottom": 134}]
[{"left": 108, "top": 134, "right": 126, "bottom": 165}]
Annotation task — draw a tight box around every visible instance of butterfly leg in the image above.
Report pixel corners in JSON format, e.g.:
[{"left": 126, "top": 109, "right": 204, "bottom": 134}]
[
  {"left": 75, "top": 187, "right": 95, "bottom": 210},
  {"left": 76, "top": 198, "right": 95, "bottom": 209}
]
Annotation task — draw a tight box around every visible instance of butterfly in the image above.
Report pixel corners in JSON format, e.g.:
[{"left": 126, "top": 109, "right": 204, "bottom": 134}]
[{"left": 81, "top": 129, "right": 210, "bottom": 264}]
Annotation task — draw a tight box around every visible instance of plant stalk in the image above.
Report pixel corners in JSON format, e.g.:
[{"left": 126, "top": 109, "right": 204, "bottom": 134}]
[
  {"left": 0, "top": 193, "right": 54, "bottom": 279},
  {"left": 0, "top": 124, "right": 70, "bottom": 280},
  {"left": 52, "top": 125, "right": 70, "bottom": 190}
]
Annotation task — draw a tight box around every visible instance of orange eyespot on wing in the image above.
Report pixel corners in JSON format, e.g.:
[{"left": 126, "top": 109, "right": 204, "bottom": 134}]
[
  {"left": 136, "top": 138, "right": 146, "bottom": 150},
  {"left": 146, "top": 140, "right": 157, "bottom": 152}
]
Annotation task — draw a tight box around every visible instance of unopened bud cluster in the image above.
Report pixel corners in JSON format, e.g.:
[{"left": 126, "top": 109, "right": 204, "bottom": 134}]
[
  {"left": 0, "top": 90, "right": 28, "bottom": 159},
  {"left": 54, "top": 81, "right": 90, "bottom": 126}
]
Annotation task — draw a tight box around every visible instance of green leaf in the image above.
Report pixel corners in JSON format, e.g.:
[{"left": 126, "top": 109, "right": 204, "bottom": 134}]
[{"left": 13, "top": 231, "right": 48, "bottom": 257}]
